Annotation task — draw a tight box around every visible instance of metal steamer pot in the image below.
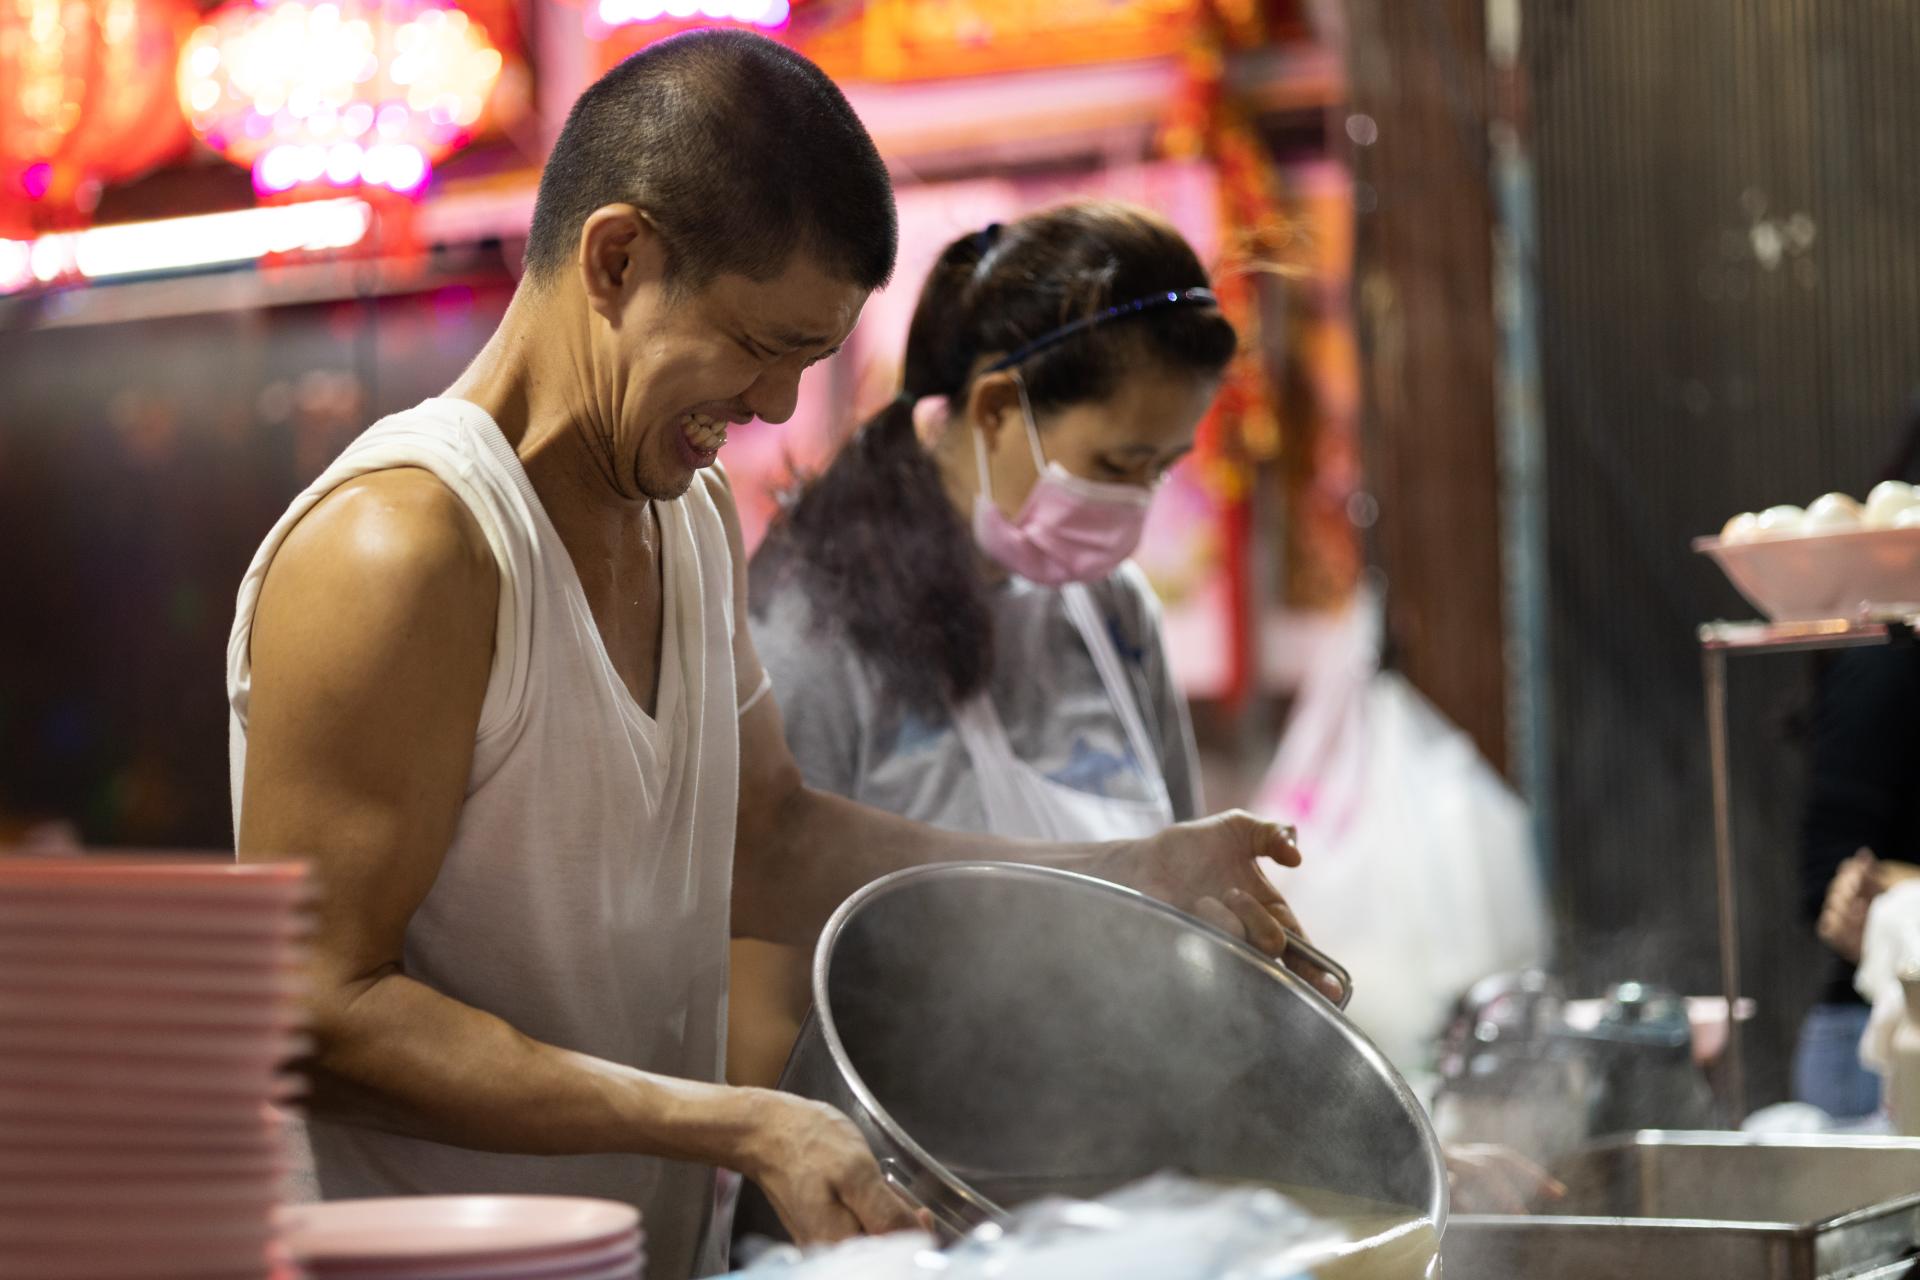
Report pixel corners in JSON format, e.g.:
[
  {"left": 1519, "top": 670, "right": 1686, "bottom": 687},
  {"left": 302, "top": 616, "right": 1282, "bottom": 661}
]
[{"left": 745, "top": 862, "right": 1448, "bottom": 1243}]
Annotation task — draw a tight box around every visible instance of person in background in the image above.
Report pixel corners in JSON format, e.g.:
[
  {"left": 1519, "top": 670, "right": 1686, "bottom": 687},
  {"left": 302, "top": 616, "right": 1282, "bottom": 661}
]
[
  {"left": 1800, "top": 418, "right": 1920, "bottom": 1120},
  {"left": 732, "top": 202, "right": 1232, "bottom": 1086}
]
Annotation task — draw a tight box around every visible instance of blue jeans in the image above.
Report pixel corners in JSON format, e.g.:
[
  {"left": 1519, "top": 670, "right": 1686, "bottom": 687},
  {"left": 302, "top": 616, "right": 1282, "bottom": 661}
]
[{"left": 1794, "top": 1002, "right": 1882, "bottom": 1120}]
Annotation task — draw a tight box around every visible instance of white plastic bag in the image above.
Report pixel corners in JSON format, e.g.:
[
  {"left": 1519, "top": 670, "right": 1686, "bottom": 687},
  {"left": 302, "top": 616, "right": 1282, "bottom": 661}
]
[{"left": 1255, "top": 593, "right": 1550, "bottom": 1071}]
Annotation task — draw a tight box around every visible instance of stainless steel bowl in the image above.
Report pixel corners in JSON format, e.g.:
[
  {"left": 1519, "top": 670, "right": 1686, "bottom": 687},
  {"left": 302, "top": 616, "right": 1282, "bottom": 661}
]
[{"left": 755, "top": 862, "right": 1447, "bottom": 1239}]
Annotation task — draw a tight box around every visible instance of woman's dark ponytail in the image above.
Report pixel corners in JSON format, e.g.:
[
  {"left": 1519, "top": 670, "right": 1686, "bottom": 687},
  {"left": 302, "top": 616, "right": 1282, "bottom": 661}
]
[{"left": 752, "top": 232, "right": 999, "bottom": 712}]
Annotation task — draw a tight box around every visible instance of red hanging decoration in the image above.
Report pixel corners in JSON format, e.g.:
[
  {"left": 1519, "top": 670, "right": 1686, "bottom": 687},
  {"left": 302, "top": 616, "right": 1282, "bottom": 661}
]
[
  {"left": 0, "top": 0, "right": 195, "bottom": 236},
  {"left": 1161, "top": 0, "right": 1298, "bottom": 708}
]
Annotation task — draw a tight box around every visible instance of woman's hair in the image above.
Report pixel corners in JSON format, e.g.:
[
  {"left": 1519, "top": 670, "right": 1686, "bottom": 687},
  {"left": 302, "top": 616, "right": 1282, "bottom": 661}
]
[{"left": 751, "top": 200, "right": 1238, "bottom": 713}]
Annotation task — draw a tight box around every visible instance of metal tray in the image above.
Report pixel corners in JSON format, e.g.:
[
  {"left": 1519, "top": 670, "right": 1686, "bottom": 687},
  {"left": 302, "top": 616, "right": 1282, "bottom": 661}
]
[{"left": 1441, "top": 1131, "right": 1920, "bottom": 1280}]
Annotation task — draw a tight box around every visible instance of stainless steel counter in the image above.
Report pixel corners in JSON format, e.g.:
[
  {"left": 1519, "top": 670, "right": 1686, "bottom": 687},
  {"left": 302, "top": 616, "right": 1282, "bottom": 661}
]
[{"left": 1440, "top": 1131, "right": 1920, "bottom": 1280}]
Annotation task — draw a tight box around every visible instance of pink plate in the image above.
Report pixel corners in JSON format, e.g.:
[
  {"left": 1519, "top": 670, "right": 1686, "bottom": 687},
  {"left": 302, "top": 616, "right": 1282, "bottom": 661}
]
[
  {"left": 1, "top": 1173, "right": 282, "bottom": 1208},
  {"left": 0, "top": 985, "right": 303, "bottom": 1029},
  {"left": 280, "top": 1197, "right": 641, "bottom": 1264},
  {"left": 307, "top": 1235, "right": 645, "bottom": 1274},
  {"left": 0, "top": 1048, "right": 297, "bottom": 1095},
  {"left": 0, "top": 1074, "right": 303, "bottom": 1124},
  {"left": 308, "top": 1230, "right": 643, "bottom": 1279},
  {"left": 0, "top": 1142, "right": 286, "bottom": 1179},
  {"left": 2, "top": 1239, "right": 277, "bottom": 1280},
  {"left": 0, "top": 1112, "right": 282, "bottom": 1152},
  {"left": 1, "top": 1229, "right": 276, "bottom": 1279},
  {"left": 0, "top": 1018, "right": 309, "bottom": 1064},
  {"left": 0, "top": 958, "right": 308, "bottom": 999},
  {"left": 314, "top": 1255, "right": 641, "bottom": 1280},
  {"left": 319, "top": 1257, "right": 645, "bottom": 1280},
  {"left": 0, "top": 899, "right": 311, "bottom": 939},
  {"left": 0, "top": 855, "right": 308, "bottom": 894},
  {"left": 0, "top": 926, "right": 306, "bottom": 968},
  {"left": 0, "top": 1206, "right": 276, "bottom": 1245},
  {"left": 513, "top": 1255, "right": 642, "bottom": 1280}
]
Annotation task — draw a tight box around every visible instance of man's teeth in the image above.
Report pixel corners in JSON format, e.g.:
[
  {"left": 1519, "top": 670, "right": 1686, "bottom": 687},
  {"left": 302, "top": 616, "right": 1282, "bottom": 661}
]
[{"left": 684, "top": 414, "right": 727, "bottom": 453}]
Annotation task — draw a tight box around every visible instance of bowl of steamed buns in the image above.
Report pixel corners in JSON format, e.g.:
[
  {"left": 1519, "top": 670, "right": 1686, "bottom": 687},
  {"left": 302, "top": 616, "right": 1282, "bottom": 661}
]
[{"left": 1696, "top": 481, "right": 1920, "bottom": 622}]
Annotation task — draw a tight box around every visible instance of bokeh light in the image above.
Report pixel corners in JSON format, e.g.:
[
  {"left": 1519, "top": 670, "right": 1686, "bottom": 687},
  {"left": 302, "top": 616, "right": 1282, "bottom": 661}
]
[
  {"left": 177, "top": 0, "right": 503, "bottom": 199},
  {"left": 595, "top": 0, "right": 787, "bottom": 31}
]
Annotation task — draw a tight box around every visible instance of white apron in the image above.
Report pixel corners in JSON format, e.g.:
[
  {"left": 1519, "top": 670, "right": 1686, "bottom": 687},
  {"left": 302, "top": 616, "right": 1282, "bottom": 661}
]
[{"left": 949, "top": 581, "right": 1174, "bottom": 842}]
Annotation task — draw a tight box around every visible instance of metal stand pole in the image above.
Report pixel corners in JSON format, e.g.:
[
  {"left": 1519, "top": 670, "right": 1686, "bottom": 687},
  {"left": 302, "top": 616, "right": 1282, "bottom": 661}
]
[{"left": 1703, "top": 645, "right": 1746, "bottom": 1122}]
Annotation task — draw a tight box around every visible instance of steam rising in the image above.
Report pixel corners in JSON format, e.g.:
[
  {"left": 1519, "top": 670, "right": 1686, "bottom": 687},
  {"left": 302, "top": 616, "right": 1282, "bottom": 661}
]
[{"left": 771, "top": 865, "right": 1442, "bottom": 1228}]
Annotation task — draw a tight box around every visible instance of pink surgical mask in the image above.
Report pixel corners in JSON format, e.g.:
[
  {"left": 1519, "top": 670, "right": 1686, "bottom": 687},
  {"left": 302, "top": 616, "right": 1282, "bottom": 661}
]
[{"left": 971, "top": 378, "right": 1155, "bottom": 586}]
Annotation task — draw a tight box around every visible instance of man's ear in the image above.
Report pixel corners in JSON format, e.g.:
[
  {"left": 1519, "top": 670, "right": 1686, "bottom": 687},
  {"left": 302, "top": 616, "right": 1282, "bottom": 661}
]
[{"left": 577, "top": 205, "right": 669, "bottom": 323}]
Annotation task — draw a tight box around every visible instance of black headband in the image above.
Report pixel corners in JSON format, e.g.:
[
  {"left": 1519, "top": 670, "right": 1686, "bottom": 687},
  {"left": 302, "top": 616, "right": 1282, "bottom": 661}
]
[{"left": 981, "top": 287, "right": 1219, "bottom": 374}]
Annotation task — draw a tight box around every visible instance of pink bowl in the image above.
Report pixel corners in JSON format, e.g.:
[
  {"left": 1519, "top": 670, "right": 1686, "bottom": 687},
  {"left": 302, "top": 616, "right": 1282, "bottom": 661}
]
[{"left": 1697, "top": 526, "right": 1920, "bottom": 622}]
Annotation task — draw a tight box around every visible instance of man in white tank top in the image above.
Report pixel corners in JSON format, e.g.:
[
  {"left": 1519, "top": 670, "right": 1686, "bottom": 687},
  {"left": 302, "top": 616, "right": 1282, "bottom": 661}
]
[{"left": 228, "top": 30, "right": 1322, "bottom": 1280}]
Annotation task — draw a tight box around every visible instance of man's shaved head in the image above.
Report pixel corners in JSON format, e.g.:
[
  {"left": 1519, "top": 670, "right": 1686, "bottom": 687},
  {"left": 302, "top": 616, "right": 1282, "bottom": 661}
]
[{"left": 523, "top": 30, "right": 896, "bottom": 293}]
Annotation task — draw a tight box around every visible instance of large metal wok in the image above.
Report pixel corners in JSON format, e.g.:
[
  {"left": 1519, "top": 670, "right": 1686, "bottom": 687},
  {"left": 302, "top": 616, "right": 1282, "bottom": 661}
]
[{"left": 740, "top": 862, "right": 1446, "bottom": 1241}]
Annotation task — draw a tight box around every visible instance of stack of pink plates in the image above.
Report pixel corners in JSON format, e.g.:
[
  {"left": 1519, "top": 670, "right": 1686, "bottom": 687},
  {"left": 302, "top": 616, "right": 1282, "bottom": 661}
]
[
  {"left": 279, "top": 1197, "right": 644, "bottom": 1279},
  {"left": 0, "top": 857, "right": 310, "bottom": 1280}
]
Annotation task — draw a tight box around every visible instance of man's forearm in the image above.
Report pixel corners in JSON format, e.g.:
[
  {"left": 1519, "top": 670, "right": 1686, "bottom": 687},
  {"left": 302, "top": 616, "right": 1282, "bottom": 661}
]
[
  {"left": 308, "top": 967, "right": 767, "bottom": 1166},
  {"left": 731, "top": 782, "right": 1111, "bottom": 946}
]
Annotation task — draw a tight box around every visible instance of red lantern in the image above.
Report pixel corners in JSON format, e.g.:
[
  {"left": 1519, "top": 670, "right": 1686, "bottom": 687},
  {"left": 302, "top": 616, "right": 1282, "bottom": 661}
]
[
  {"left": 178, "top": 0, "right": 504, "bottom": 200},
  {"left": 0, "top": 0, "right": 194, "bottom": 235}
]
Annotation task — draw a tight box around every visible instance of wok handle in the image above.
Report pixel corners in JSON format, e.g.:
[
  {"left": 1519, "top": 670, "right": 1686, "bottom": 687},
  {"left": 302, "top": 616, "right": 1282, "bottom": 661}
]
[
  {"left": 880, "top": 1157, "right": 978, "bottom": 1240},
  {"left": 1283, "top": 928, "right": 1354, "bottom": 1011}
]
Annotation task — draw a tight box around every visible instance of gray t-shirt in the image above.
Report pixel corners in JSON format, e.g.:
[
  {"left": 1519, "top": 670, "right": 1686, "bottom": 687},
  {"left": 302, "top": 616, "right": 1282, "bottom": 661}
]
[{"left": 749, "top": 560, "right": 1202, "bottom": 833}]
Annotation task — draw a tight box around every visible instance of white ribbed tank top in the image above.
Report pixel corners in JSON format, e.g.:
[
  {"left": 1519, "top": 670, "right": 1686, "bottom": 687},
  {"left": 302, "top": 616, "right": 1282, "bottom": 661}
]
[{"left": 227, "top": 397, "right": 744, "bottom": 1278}]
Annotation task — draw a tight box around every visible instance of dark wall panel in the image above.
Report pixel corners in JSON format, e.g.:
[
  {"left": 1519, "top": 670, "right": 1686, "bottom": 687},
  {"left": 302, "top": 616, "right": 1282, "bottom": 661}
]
[
  {"left": 0, "top": 280, "right": 515, "bottom": 848},
  {"left": 1527, "top": 0, "right": 1920, "bottom": 1103}
]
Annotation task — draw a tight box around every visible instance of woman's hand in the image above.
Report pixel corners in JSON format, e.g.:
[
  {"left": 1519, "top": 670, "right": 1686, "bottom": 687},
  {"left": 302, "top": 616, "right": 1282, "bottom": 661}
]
[
  {"left": 1819, "top": 850, "right": 1885, "bottom": 964},
  {"left": 1445, "top": 1144, "right": 1566, "bottom": 1215},
  {"left": 1097, "top": 811, "right": 1340, "bottom": 999}
]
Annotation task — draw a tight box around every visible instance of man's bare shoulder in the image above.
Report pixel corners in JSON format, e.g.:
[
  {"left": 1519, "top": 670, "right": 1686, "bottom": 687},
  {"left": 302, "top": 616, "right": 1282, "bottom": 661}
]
[
  {"left": 274, "top": 468, "right": 494, "bottom": 604},
  {"left": 257, "top": 468, "right": 498, "bottom": 658}
]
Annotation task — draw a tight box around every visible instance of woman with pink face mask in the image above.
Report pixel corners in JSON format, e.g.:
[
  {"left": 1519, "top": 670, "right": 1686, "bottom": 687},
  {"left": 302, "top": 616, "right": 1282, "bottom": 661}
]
[{"left": 729, "top": 201, "right": 1238, "bottom": 1086}]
